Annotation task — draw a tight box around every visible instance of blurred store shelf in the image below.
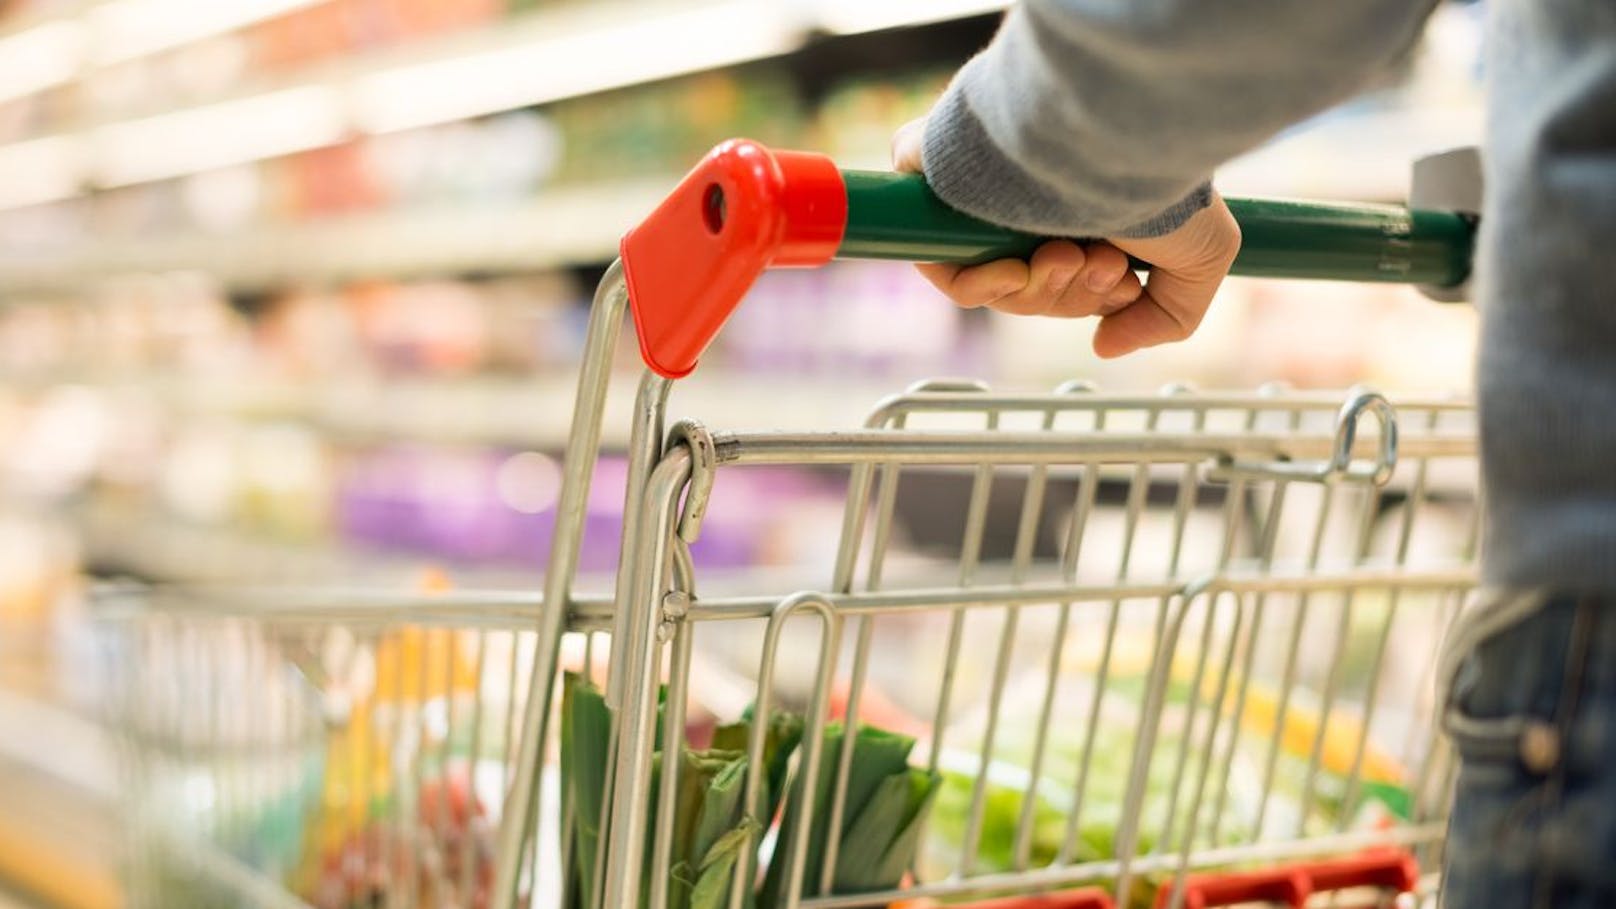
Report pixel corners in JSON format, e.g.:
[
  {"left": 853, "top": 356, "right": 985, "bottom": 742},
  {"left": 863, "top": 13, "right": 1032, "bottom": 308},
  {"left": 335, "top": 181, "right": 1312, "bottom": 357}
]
[
  {"left": 3, "top": 367, "right": 903, "bottom": 447},
  {"left": 0, "top": 180, "right": 668, "bottom": 293},
  {"left": 0, "top": 0, "right": 1010, "bottom": 206},
  {"left": 68, "top": 496, "right": 858, "bottom": 592},
  {"left": 72, "top": 498, "right": 450, "bottom": 584}
]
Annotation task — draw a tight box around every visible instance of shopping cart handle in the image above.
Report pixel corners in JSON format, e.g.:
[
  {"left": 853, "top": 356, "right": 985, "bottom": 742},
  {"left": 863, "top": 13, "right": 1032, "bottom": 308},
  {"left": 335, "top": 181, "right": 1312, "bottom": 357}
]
[{"left": 619, "top": 139, "right": 1477, "bottom": 379}]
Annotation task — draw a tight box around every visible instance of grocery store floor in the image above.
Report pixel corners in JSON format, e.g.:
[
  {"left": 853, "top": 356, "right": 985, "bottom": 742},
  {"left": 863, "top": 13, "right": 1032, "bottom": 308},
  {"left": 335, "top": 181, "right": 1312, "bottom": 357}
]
[
  {"left": 0, "top": 755, "right": 120, "bottom": 909},
  {"left": 0, "top": 882, "right": 47, "bottom": 909},
  {"left": 0, "top": 642, "right": 122, "bottom": 909}
]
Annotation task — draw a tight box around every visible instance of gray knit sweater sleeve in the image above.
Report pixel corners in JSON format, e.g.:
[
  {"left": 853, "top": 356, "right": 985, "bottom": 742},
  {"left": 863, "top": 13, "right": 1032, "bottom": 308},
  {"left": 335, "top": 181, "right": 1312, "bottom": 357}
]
[{"left": 921, "top": 0, "right": 1440, "bottom": 238}]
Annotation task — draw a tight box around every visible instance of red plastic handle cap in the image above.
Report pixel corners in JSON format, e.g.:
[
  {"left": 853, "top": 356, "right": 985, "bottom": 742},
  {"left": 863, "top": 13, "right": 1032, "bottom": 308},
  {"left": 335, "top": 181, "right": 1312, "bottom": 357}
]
[{"left": 619, "top": 139, "right": 847, "bottom": 378}]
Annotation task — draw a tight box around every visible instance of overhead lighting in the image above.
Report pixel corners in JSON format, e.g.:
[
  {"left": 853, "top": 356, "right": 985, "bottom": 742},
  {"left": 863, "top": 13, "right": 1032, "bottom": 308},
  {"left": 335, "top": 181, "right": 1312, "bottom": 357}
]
[
  {"left": 353, "top": 0, "right": 794, "bottom": 134},
  {"left": 88, "top": 0, "right": 328, "bottom": 65},
  {"left": 815, "top": 0, "right": 1008, "bottom": 35},
  {"left": 0, "top": 20, "right": 86, "bottom": 106},
  {"left": 91, "top": 86, "right": 346, "bottom": 187},
  {"left": 0, "top": 135, "right": 84, "bottom": 209}
]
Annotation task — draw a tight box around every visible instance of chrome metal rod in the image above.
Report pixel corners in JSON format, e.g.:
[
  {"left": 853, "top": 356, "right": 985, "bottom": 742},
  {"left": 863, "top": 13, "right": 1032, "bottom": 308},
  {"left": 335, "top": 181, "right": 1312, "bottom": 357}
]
[
  {"left": 491, "top": 262, "right": 630, "bottom": 909},
  {"left": 606, "top": 371, "right": 674, "bottom": 709},
  {"left": 731, "top": 594, "right": 841, "bottom": 909},
  {"left": 600, "top": 451, "right": 693, "bottom": 909},
  {"left": 713, "top": 430, "right": 1472, "bottom": 465},
  {"left": 649, "top": 621, "right": 696, "bottom": 909},
  {"left": 864, "top": 390, "right": 1473, "bottom": 419},
  {"left": 568, "top": 566, "right": 1478, "bottom": 626}
]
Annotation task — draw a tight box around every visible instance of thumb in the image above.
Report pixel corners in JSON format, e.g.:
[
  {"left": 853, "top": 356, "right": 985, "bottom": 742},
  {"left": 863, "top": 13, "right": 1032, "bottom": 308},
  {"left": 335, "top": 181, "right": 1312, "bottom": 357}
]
[
  {"left": 1090, "top": 271, "right": 1216, "bottom": 358},
  {"left": 1094, "top": 195, "right": 1240, "bottom": 358},
  {"left": 891, "top": 118, "right": 926, "bottom": 173}
]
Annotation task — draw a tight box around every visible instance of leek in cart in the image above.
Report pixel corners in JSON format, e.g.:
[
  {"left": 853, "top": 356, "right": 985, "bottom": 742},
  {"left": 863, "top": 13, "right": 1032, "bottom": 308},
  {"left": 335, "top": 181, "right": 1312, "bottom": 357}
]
[
  {"left": 561, "top": 673, "right": 942, "bottom": 907},
  {"left": 760, "top": 723, "right": 942, "bottom": 903}
]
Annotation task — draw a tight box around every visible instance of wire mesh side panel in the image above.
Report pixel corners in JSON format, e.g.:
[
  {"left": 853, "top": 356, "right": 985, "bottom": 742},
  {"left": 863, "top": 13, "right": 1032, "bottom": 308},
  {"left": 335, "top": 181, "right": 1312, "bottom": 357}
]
[
  {"left": 591, "top": 384, "right": 1476, "bottom": 909},
  {"left": 99, "top": 591, "right": 575, "bottom": 909}
]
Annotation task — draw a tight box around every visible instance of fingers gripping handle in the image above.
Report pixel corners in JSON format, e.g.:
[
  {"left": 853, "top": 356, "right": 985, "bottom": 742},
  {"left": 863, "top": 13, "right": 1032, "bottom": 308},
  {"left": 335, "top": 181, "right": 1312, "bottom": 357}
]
[{"left": 618, "top": 138, "right": 1477, "bottom": 379}]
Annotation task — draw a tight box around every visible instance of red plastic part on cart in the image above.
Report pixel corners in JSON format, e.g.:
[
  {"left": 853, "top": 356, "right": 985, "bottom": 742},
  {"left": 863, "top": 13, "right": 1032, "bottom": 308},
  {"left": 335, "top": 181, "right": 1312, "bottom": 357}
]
[
  {"left": 619, "top": 138, "right": 848, "bottom": 378},
  {"left": 916, "top": 888, "right": 1116, "bottom": 909},
  {"left": 1154, "top": 849, "right": 1419, "bottom": 909}
]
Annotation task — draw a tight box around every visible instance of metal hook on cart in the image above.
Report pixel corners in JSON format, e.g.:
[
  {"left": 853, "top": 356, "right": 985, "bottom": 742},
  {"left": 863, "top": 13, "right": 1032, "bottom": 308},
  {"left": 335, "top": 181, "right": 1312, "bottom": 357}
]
[
  {"left": 1210, "top": 388, "right": 1399, "bottom": 486},
  {"left": 666, "top": 419, "right": 717, "bottom": 544},
  {"left": 1332, "top": 388, "right": 1399, "bottom": 484}
]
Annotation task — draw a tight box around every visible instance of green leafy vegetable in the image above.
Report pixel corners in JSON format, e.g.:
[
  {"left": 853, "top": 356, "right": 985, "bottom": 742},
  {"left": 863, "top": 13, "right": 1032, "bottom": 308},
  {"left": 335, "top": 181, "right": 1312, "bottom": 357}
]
[
  {"left": 561, "top": 675, "right": 936, "bottom": 908},
  {"left": 761, "top": 723, "right": 940, "bottom": 904},
  {"left": 561, "top": 674, "right": 613, "bottom": 909}
]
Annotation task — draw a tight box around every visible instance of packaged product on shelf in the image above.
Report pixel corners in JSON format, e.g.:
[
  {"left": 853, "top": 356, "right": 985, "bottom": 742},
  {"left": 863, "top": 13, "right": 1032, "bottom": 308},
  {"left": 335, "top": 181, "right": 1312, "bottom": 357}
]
[
  {"left": 284, "top": 142, "right": 388, "bottom": 217},
  {"left": 341, "top": 280, "right": 491, "bottom": 374},
  {"left": 247, "top": 0, "right": 504, "bottom": 74},
  {"left": 477, "top": 272, "right": 582, "bottom": 372},
  {"left": 94, "top": 179, "right": 188, "bottom": 238},
  {"left": 248, "top": 0, "right": 360, "bottom": 72},
  {"left": 721, "top": 262, "right": 970, "bottom": 379},
  {"left": 361, "top": 111, "right": 562, "bottom": 210},
  {"left": 336, "top": 446, "right": 846, "bottom": 577},
  {"left": 234, "top": 422, "right": 334, "bottom": 541},
  {"left": 0, "top": 196, "right": 87, "bottom": 254},
  {"left": 810, "top": 68, "right": 953, "bottom": 163},
  {"left": 180, "top": 163, "right": 267, "bottom": 233},
  {"left": 85, "top": 33, "right": 256, "bottom": 119},
  {"left": 161, "top": 34, "right": 252, "bottom": 107},
  {"left": 0, "top": 84, "right": 69, "bottom": 144},
  {"left": 260, "top": 288, "right": 369, "bottom": 378},
  {"left": 547, "top": 68, "right": 803, "bottom": 186}
]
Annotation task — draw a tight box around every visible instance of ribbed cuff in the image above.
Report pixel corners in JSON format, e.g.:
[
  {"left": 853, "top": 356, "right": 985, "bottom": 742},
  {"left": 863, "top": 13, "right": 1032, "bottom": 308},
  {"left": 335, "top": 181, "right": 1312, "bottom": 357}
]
[
  {"left": 920, "top": 76, "right": 1212, "bottom": 239},
  {"left": 1115, "top": 182, "right": 1213, "bottom": 238}
]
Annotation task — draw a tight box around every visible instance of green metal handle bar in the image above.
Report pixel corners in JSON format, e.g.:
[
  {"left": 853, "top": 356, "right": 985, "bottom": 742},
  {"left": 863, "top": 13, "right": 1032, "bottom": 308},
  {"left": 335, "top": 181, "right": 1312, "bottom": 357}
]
[{"left": 837, "top": 170, "right": 1476, "bottom": 288}]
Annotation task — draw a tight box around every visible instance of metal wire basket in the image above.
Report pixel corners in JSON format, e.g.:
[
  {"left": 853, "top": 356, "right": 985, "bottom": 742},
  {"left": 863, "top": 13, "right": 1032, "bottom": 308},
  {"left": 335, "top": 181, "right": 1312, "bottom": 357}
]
[{"left": 98, "top": 141, "right": 1481, "bottom": 909}]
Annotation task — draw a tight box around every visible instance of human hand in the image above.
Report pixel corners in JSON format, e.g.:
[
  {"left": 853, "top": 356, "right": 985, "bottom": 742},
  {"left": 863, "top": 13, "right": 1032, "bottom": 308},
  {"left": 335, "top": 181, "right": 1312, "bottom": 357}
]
[{"left": 892, "top": 118, "right": 1241, "bottom": 358}]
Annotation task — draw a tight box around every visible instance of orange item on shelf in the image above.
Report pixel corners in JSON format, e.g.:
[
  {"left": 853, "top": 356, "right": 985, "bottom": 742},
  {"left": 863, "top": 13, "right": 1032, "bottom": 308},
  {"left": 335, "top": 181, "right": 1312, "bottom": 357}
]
[{"left": 288, "top": 143, "right": 386, "bottom": 216}]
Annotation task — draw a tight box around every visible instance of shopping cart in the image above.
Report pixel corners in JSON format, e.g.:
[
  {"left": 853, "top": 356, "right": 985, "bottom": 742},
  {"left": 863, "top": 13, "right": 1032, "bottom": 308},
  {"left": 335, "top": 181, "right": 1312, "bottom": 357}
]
[{"left": 100, "top": 140, "right": 1481, "bottom": 909}]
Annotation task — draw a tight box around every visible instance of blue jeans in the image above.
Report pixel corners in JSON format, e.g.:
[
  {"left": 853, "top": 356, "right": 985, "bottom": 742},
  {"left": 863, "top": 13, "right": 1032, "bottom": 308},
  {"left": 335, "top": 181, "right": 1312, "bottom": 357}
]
[{"left": 1442, "top": 595, "right": 1616, "bottom": 908}]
